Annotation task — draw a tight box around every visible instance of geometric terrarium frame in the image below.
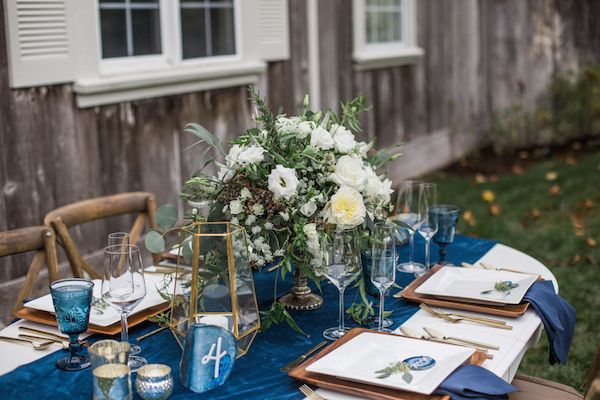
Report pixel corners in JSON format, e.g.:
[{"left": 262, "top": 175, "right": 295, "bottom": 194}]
[{"left": 169, "top": 222, "right": 260, "bottom": 357}]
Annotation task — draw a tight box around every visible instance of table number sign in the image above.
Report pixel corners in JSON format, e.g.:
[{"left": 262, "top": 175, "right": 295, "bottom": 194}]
[{"left": 179, "top": 324, "right": 237, "bottom": 393}]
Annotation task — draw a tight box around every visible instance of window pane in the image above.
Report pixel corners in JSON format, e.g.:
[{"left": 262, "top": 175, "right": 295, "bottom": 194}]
[
  {"left": 132, "top": 9, "right": 162, "bottom": 56},
  {"left": 211, "top": 7, "right": 235, "bottom": 56},
  {"left": 181, "top": 9, "right": 207, "bottom": 59},
  {"left": 392, "top": 11, "right": 401, "bottom": 41},
  {"left": 100, "top": 9, "right": 127, "bottom": 58},
  {"left": 365, "top": 1, "right": 402, "bottom": 44}
]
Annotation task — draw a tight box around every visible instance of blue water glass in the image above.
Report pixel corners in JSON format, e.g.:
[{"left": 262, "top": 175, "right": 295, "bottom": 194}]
[
  {"left": 136, "top": 364, "right": 174, "bottom": 400},
  {"left": 49, "top": 278, "right": 94, "bottom": 371},
  {"left": 430, "top": 205, "right": 460, "bottom": 264}
]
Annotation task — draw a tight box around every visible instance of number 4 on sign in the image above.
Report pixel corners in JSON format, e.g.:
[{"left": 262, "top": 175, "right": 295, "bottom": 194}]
[{"left": 202, "top": 337, "right": 228, "bottom": 379}]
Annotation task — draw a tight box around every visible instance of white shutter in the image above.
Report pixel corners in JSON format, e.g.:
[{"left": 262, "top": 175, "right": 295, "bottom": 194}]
[
  {"left": 3, "top": 0, "right": 76, "bottom": 88},
  {"left": 255, "top": 0, "right": 289, "bottom": 61}
]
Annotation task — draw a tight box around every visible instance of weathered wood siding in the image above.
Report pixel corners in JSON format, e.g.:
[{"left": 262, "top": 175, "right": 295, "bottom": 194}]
[{"left": 1, "top": 0, "right": 599, "bottom": 291}]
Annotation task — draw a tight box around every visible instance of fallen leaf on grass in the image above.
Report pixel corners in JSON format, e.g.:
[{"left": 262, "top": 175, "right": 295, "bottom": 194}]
[
  {"left": 565, "top": 155, "right": 577, "bottom": 165},
  {"left": 587, "top": 237, "right": 597, "bottom": 247},
  {"left": 481, "top": 190, "right": 495, "bottom": 203},
  {"left": 570, "top": 254, "right": 582, "bottom": 265},
  {"left": 511, "top": 165, "right": 525, "bottom": 175},
  {"left": 463, "top": 210, "right": 476, "bottom": 226},
  {"left": 571, "top": 214, "right": 585, "bottom": 236},
  {"left": 545, "top": 171, "right": 558, "bottom": 181},
  {"left": 474, "top": 173, "right": 487, "bottom": 184},
  {"left": 532, "top": 208, "right": 541, "bottom": 218},
  {"left": 489, "top": 204, "right": 502, "bottom": 216},
  {"left": 549, "top": 184, "right": 561, "bottom": 195},
  {"left": 584, "top": 199, "right": 594, "bottom": 209}
]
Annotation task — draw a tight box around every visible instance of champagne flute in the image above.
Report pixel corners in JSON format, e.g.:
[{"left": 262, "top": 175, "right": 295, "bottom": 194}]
[
  {"left": 370, "top": 223, "right": 396, "bottom": 332},
  {"left": 323, "top": 229, "right": 362, "bottom": 340},
  {"left": 415, "top": 183, "right": 438, "bottom": 278},
  {"left": 102, "top": 244, "right": 148, "bottom": 371},
  {"left": 394, "top": 181, "right": 426, "bottom": 274}
]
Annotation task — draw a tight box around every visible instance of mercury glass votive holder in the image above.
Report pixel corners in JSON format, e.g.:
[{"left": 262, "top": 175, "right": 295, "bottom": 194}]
[
  {"left": 93, "top": 363, "right": 132, "bottom": 400},
  {"left": 135, "top": 364, "right": 174, "bottom": 400},
  {"left": 90, "top": 340, "right": 130, "bottom": 370}
]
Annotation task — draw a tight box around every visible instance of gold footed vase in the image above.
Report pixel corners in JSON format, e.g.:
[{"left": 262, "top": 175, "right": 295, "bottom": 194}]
[{"left": 279, "top": 267, "right": 323, "bottom": 311}]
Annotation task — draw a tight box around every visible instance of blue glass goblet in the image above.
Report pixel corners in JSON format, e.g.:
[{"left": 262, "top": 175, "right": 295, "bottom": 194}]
[
  {"left": 430, "top": 205, "right": 460, "bottom": 266},
  {"left": 50, "top": 278, "right": 94, "bottom": 371}
]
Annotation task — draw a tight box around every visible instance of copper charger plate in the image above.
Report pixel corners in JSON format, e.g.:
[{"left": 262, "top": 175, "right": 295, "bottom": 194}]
[
  {"left": 13, "top": 301, "right": 169, "bottom": 335},
  {"left": 288, "top": 328, "right": 486, "bottom": 400},
  {"left": 400, "top": 265, "right": 530, "bottom": 318}
]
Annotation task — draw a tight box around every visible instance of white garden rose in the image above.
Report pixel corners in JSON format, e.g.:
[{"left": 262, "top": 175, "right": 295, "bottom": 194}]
[
  {"left": 300, "top": 200, "right": 317, "bottom": 217},
  {"left": 330, "top": 124, "right": 356, "bottom": 153},
  {"left": 297, "top": 121, "right": 314, "bottom": 139},
  {"left": 237, "top": 145, "right": 265, "bottom": 164},
  {"left": 226, "top": 145, "right": 244, "bottom": 167},
  {"left": 267, "top": 165, "right": 299, "bottom": 200},
  {"left": 364, "top": 168, "right": 394, "bottom": 204},
  {"left": 324, "top": 186, "right": 367, "bottom": 229},
  {"left": 310, "top": 126, "right": 335, "bottom": 150},
  {"left": 329, "top": 155, "right": 367, "bottom": 190},
  {"left": 229, "top": 200, "right": 244, "bottom": 215}
]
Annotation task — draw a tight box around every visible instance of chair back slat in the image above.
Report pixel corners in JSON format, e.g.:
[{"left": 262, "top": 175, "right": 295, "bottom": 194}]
[{"left": 0, "top": 226, "right": 46, "bottom": 257}]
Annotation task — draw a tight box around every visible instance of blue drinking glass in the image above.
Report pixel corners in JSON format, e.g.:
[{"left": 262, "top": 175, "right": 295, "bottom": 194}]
[
  {"left": 50, "top": 278, "right": 94, "bottom": 371},
  {"left": 430, "top": 205, "right": 460, "bottom": 265}
]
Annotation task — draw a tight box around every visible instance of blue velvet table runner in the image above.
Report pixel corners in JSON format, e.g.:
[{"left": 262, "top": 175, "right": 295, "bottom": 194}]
[{"left": 0, "top": 235, "right": 496, "bottom": 400}]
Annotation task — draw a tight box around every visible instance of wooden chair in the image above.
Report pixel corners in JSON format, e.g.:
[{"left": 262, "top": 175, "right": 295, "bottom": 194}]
[
  {"left": 43, "top": 192, "right": 160, "bottom": 280},
  {"left": 0, "top": 226, "right": 59, "bottom": 313},
  {"left": 510, "top": 342, "right": 600, "bottom": 400}
]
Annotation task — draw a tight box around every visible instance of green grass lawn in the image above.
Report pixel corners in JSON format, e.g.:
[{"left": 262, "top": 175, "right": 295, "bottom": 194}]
[{"left": 426, "top": 145, "right": 600, "bottom": 392}]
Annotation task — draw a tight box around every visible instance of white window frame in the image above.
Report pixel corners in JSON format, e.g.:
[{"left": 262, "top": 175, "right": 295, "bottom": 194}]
[{"left": 352, "top": 0, "right": 423, "bottom": 71}]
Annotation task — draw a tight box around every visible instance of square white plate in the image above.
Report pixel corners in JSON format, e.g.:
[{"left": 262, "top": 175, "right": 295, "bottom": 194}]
[
  {"left": 305, "top": 332, "right": 474, "bottom": 395},
  {"left": 415, "top": 267, "right": 537, "bottom": 305},
  {"left": 23, "top": 273, "right": 171, "bottom": 327}
]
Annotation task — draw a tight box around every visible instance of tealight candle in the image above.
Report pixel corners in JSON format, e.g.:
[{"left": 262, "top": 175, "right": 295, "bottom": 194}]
[
  {"left": 197, "top": 315, "right": 230, "bottom": 331},
  {"left": 135, "top": 364, "right": 174, "bottom": 400}
]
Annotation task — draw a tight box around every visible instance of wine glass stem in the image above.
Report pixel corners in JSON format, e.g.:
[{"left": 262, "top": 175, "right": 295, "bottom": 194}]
[
  {"left": 68, "top": 334, "right": 80, "bottom": 362},
  {"left": 378, "top": 291, "right": 385, "bottom": 331},
  {"left": 338, "top": 288, "right": 345, "bottom": 333},
  {"left": 425, "top": 238, "right": 431, "bottom": 268},
  {"left": 408, "top": 232, "right": 415, "bottom": 264},
  {"left": 120, "top": 311, "right": 129, "bottom": 343},
  {"left": 439, "top": 244, "right": 447, "bottom": 263}
]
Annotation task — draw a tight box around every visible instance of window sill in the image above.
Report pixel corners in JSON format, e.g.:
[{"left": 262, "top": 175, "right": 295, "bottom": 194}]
[
  {"left": 74, "top": 60, "right": 267, "bottom": 108},
  {"left": 352, "top": 46, "right": 424, "bottom": 71}
]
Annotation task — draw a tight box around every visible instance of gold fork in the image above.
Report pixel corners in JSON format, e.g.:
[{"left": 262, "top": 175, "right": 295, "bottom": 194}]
[
  {"left": 420, "top": 304, "right": 512, "bottom": 330},
  {"left": 299, "top": 384, "right": 326, "bottom": 400}
]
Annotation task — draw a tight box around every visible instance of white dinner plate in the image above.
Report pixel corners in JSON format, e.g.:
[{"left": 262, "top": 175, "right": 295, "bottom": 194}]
[
  {"left": 415, "top": 266, "right": 537, "bottom": 305},
  {"left": 24, "top": 273, "right": 171, "bottom": 327},
  {"left": 305, "top": 332, "right": 474, "bottom": 395}
]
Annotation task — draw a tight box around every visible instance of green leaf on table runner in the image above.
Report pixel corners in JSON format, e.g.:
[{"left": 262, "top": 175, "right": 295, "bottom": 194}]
[
  {"left": 259, "top": 302, "right": 308, "bottom": 337},
  {"left": 156, "top": 204, "right": 178, "bottom": 230},
  {"left": 145, "top": 230, "right": 166, "bottom": 254}
]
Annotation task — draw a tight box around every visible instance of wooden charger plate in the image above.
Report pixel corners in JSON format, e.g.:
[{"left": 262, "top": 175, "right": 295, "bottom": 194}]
[
  {"left": 400, "top": 265, "right": 530, "bottom": 318},
  {"left": 13, "top": 302, "right": 169, "bottom": 335},
  {"left": 288, "top": 328, "right": 486, "bottom": 400}
]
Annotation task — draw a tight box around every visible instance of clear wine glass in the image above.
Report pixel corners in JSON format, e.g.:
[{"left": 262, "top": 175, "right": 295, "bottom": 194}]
[
  {"left": 370, "top": 223, "right": 396, "bottom": 332},
  {"left": 108, "top": 232, "right": 130, "bottom": 247},
  {"left": 323, "top": 229, "right": 362, "bottom": 340},
  {"left": 102, "top": 244, "right": 148, "bottom": 371},
  {"left": 394, "top": 181, "right": 426, "bottom": 274},
  {"left": 415, "top": 183, "right": 438, "bottom": 278}
]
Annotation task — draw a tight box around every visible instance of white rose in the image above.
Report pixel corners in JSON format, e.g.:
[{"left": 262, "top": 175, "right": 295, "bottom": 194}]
[
  {"left": 268, "top": 165, "right": 299, "bottom": 200},
  {"left": 300, "top": 200, "right": 317, "bottom": 217},
  {"left": 357, "top": 141, "right": 373, "bottom": 157},
  {"left": 237, "top": 145, "right": 265, "bottom": 164},
  {"left": 251, "top": 203, "right": 265, "bottom": 215},
  {"left": 324, "top": 186, "right": 367, "bottom": 229},
  {"left": 364, "top": 168, "right": 394, "bottom": 204},
  {"left": 330, "top": 124, "right": 356, "bottom": 154},
  {"left": 310, "top": 126, "right": 335, "bottom": 150},
  {"left": 229, "top": 200, "right": 244, "bottom": 215},
  {"left": 329, "top": 155, "right": 367, "bottom": 190},
  {"left": 240, "top": 188, "right": 252, "bottom": 199},
  {"left": 217, "top": 164, "right": 235, "bottom": 182},
  {"left": 226, "top": 145, "right": 244, "bottom": 167},
  {"left": 297, "top": 121, "right": 314, "bottom": 139}
]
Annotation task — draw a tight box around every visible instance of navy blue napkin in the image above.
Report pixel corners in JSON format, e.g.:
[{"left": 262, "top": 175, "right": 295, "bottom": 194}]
[
  {"left": 523, "top": 280, "right": 575, "bottom": 365},
  {"left": 435, "top": 364, "right": 517, "bottom": 400}
]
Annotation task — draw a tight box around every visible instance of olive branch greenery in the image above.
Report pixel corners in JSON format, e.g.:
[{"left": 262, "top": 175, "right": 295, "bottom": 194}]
[{"left": 375, "top": 361, "right": 413, "bottom": 383}]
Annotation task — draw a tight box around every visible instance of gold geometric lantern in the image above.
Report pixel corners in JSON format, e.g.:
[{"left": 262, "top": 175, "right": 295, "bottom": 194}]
[{"left": 169, "top": 222, "right": 260, "bottom": 357}]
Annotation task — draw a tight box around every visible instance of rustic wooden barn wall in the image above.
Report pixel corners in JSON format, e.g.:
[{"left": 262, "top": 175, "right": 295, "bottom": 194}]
[{"left": 1, "top": 0, "right": 599, "bottom": 316}]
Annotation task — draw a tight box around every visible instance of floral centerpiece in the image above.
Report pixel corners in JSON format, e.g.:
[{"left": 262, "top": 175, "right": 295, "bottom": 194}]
[{"left": 147, "top": 87, "right": 400, "bottom": 332}]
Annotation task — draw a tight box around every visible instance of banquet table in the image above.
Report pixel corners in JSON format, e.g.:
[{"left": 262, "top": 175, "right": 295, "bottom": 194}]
[{"left": 0, "top": 235, "right": 557, "bottom": 400}]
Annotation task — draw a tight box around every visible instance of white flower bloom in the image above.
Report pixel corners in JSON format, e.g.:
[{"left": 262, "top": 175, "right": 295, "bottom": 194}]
[
  {"left": 217, "top": 163, "right": 235, "bottom": 182},
  {"left": 230, "top": 217, "right": 239, "bottom": 225},
  {"left": 274, "top": 249, "right": 285, "bottom": 257},
  {"left": 226, "top": 145, "right": 244, "bottom": 167},
  {"left": 245, "top": 214, "right": 257, "bottom": 225},
  {"left": 237, "top": 145, "right": 265, "bottom": 164},
  {"left": 240, "top": 188, "right": 252, "bottom": 199},
  {"left": 279, "top": 211, "right": 290, "bottom": 221},
  {"left": 303, "top": 223, "right": 321, "bottom": 254},
  {"left": 251, "top": 203, "right": 265, "bottom": 215},
  {"left": 329, "top": 155, "right": 367, "bottom": 190},
  {"left": 364, "top": 168, "right": 394, "bottom": 204},
  {"left": 330, "top": 124, "right": 356, "bottom": 154},
  {"left": 251, "top": 226, "right": 261, "bottom": 234},
  {"left": 255, "top": 258, "right": 266, "bottom": 267},
  {"left": 300, "top": 200, "right": 317, "bottom": 217},
  {"left": 264, "top": 252, "right": 274, "bottom": 262},
  {"left": 357, "top": 141, "right": 373, "bottom": 157},
  {"left": 275, "top": 116, "right": 301, "bottom": 134},
  {"left": 264, "top": 221, "right": 274, "bottom": 230},
  {"left": 324, "top": 186, "right": 367, "bottom": 229},
  {"left": 268, "top": 165, "right": 299, "bottom": 200},
  {"left": 229, "top": 200, "right": 244, "bottom": 215},
  {"left": 310, "top": 126, "right": 335, "bottom": 150},
  {"left": 297, "top": 121, "right": 314, "bottom": 139}
]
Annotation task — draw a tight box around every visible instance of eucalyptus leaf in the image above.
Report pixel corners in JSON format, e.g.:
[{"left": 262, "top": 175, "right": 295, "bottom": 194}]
[
  {"left": 156, "top": 204, "right": 178, "bottom": 230},
  {"left": 145, "top": 230, "right": 166, "bottom": 254}
]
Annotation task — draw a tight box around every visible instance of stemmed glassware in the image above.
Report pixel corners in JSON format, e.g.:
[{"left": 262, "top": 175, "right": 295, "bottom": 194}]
[
  {"left": 431, "top": 205, "right": 460, "bottom": 266},
  {"left": 370, "top": 223, "right": 396, "bottom": 332},
  {"left": 323, "top": 229, "right": 362, "bottom": 340},
  {"left": 102, "top": 244, "right": 148, "bottom": 371},
  {"left": 395, "top": 181, "right": 426, "bottom": 274},
  {"left": 50, "top": 278, "right": 94, "bottom": 371},
  {"left": 415, "top": 183, "right": 438, "bottom": 278}
]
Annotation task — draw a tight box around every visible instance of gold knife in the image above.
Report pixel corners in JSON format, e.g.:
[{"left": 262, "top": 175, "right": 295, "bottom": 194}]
[{"left": 280, "top": 341, "right": 327, "bottom": 372}]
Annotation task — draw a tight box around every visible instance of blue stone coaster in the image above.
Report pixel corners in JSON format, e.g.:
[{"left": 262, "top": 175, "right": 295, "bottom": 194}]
[{"left": 179, "top": 323, "right": 237, "bottom": 393}]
